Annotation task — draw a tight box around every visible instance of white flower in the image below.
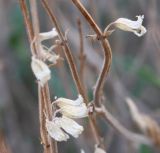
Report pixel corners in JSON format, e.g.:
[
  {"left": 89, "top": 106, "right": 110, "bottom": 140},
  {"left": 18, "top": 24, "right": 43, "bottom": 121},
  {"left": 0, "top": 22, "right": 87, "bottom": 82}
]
[
  {"left": 55, "top": 95, "right": 88, "bottom": 118},
  {"left": 31, "top": 56, "right": 51, "bottom": 86},
  {"left": 54, "top": 116, "right": 84, "bottom": 138},
  {"left": 46, "top": 119, "right": 69, "bottom": 141},
  {"left": 39, "top": 28, "right": 58, "bottom": 41},
  {"left": 105, "top": 15, "right": 147, "bottom": 37},
  {"left": 94, "top": 146, "right": 106, "bottom": 153}
]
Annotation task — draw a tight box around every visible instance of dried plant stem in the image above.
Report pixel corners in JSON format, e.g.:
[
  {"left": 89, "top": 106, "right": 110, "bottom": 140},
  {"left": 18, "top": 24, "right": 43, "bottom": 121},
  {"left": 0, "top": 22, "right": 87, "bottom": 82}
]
[
  {"left": 70, "top": 0, "right": 112, "bottom": 107},
  {"left": 19, "top": 0, "right": 57, "bottom": 153},
  {"left": 77, "top": 18, "right": 86, "bottom": 88},
  {"left": 41, "top": 0, "right": 102, "bottom": 146},
  {"left": 38, "top": 85, "right": 50, "bottom": 150},
  {"left": 95, "top": 105, "right": 152, "bottom": 145},
  {"left": 18, "top": 0, "right": 35, "bottom": 55},
  {"left": 29, "top": 0, "right": 57, "bottom": 152}
]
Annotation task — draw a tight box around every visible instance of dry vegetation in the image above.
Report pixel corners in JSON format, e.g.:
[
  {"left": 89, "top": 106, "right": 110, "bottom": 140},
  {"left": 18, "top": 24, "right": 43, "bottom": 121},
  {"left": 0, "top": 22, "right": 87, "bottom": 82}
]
[{"left": 0, "top": 0, "right": 160, "bottom": 153}]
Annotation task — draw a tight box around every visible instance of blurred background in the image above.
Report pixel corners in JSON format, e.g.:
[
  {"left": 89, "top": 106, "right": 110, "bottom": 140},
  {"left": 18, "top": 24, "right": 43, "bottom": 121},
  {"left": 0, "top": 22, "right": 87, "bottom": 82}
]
[{"left": 0, "top": 0, "right": 160, "bottom": 153}]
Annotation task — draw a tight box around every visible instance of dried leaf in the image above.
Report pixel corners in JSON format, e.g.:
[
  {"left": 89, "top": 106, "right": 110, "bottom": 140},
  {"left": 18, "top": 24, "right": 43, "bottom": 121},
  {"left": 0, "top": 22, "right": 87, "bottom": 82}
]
[{"left": 126, "top": 97, "right": 160, "bottom": 146}]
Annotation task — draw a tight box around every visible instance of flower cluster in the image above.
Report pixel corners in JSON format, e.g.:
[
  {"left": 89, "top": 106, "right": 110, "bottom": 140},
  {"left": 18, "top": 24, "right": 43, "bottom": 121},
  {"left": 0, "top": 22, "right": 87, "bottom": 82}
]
[
  {"left": 46, "top": 95, "right": 88, "bottom": 141},
  {"left": 31, "top": 28, "right": 60, "bottom": 86},
  {"left": 30, "top": 28, "right": 88, "bottom": 141}
]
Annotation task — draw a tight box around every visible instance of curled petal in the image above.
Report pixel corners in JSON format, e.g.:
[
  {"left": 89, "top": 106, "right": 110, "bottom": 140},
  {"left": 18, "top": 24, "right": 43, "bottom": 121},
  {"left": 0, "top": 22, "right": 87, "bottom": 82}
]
[
  {"left": 133, "top": 26, "right": 147, "bottom": 37},
  {"left": 54, "top": 116, "right": 84, "bottom": 138},
  {"left": 31, "top": 56, "right": 51, "bottom": 86},
  {"left": 46, "top": 120, "right": 69, "bottom": 142},
  {"left": 39, "top": 28, "right": 58, "bottom": 41}
]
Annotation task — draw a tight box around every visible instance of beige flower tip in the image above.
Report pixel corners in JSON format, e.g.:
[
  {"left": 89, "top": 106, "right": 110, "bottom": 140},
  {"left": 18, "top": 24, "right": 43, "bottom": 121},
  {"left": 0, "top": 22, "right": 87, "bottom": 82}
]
[
  {"left": 31, "top": 56, "right": 51, "bottom": 87},
  {"left": 39, "top": 28, "right": 58, "bottom": 41},
  {"left": 113, "top": 15, "right": 147, "bottom": 37}
]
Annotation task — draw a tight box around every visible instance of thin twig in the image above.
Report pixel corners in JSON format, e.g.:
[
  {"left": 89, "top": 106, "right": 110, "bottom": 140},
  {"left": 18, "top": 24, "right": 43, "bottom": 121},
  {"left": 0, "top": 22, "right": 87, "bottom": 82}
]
[
  {"left": 38, "top": 85, "right": 50, "bottom": 150},
  {"left": 70, "top": 0, "right": 112, "bottom": 107},
  {"left": 95, "top": 105, "right": 152, "bottom": 145},
  {"left": 77, "top": 18, "right": 86, "bottom": 88},
  {"left": 19, "top": 0, "right": 48, "bottom": 150},
  {"left": 18, "top": 0, "right": 35, "bottom": 55}
]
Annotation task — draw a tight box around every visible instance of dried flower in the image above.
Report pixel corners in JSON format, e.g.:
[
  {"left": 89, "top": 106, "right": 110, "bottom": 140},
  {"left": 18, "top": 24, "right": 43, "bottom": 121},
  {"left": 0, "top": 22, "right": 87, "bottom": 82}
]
[
  {"left": 104, "top": 15, "right": 147, "bottom": 37},
  {"left": 31, "top": 56, "right": 51, "bottom": 86},
  {"left": 46, "top": 119, "right": 69, "bottom": 141},
  {"left": 39, "top": 28, "right": 58, "bottom": 41},
  {"left": 54, "top": 116, "right": 84, "bottom": 138},
  {"left": 54, "top": 95, "right": 88, "bottom": 118}
]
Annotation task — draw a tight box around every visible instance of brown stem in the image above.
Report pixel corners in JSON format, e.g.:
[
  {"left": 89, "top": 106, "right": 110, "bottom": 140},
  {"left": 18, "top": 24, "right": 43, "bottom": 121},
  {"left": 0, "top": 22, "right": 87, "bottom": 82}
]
[
  {"left": 95, "top": 105, "right": 152, "bottom": 145},
  {"left": 77, "top": 18, "right": 86, "bottom": 89},
  {"left": 71, "top": 0, "right": 112, "bottom": 107},
  {"left": 38, "top": 85, "right": 50, "bottom": 152},
  {"left": 18, "top": 0, "right": 35, "bottom": 55}
]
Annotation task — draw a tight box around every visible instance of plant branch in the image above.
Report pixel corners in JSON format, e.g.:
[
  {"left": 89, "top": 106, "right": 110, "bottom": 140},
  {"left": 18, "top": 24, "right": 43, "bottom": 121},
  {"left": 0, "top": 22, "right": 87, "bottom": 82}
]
[
  {"left": 77, "top": 18, "right": 86, "bottom": 89},
  {"left": 70, "top": 0, "right": 112, "bottom": 107},
  {"left": 38, "top": 85, "right": 50, "bottom": 150},
  {"left": 18, "top": 0, "right": 35, "bottom": 55},
  {"left": 95, "top": 105, "right": 152, "bottom": 145}
]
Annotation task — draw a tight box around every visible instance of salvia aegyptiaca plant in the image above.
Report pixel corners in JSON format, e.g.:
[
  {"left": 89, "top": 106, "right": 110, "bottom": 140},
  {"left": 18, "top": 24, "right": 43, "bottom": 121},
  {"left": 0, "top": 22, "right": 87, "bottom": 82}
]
[{"left": 17, "top": 0, "right": 160, "bottom": 153}]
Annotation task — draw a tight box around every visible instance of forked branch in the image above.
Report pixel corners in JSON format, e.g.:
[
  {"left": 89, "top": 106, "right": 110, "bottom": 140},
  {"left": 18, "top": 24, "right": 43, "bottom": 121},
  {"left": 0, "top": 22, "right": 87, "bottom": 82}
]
[{"left": 70, "top": 0, "right": 112, "bottom": 107}]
